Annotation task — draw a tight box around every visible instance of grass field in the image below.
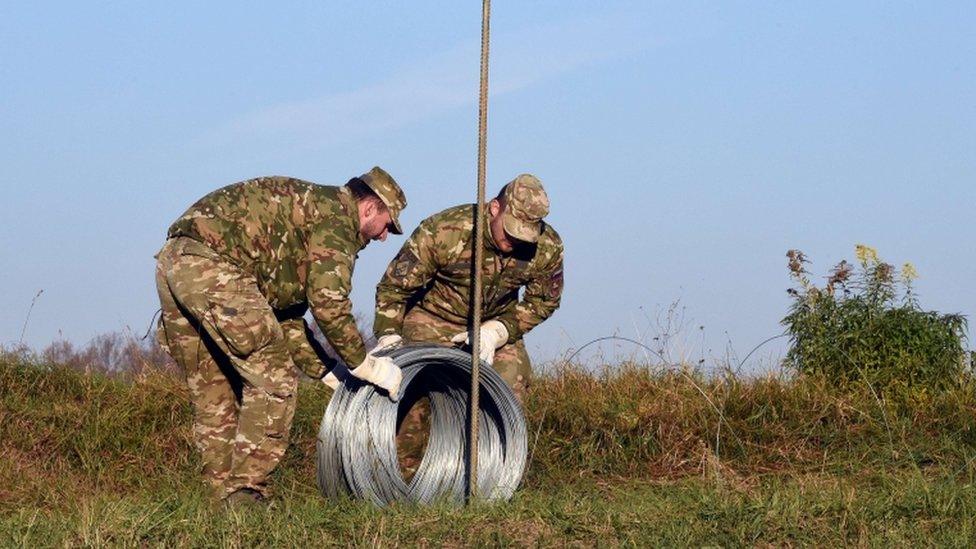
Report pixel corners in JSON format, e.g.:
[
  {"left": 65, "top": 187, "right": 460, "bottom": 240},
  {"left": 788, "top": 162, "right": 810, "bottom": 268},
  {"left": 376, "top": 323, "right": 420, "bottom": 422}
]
[{"left": 1, "top": 349, "right": 974, "bottom": 546}]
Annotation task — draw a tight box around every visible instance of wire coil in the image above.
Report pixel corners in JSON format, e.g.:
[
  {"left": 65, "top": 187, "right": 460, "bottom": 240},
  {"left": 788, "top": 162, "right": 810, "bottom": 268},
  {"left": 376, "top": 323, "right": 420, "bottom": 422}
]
[{"left": 316, "top": 345, "right": 527, "bottom": 506}]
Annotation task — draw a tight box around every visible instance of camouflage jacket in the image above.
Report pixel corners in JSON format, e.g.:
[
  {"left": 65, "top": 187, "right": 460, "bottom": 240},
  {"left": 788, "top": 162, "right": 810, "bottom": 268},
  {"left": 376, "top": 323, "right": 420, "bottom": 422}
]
[
  {"left": 374, "top": 204, "right": 564, "bottom": 343},
  {"left": 168, "top": 176, "right": 368, "bottom": 372}
]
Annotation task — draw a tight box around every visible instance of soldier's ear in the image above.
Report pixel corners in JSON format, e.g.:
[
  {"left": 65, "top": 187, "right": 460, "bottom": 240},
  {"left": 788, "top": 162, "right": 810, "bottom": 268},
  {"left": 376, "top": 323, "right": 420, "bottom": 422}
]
[
  {"left": 362, "top": 199, "right": 378, "bottom": 218},
  {"left": 488, "top": 199, "right": 500, "bottom": 217}
]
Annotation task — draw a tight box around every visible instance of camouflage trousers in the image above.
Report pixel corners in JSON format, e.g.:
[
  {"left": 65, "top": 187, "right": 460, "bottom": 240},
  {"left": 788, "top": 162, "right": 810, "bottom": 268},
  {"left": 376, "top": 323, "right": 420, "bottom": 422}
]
[
  {"left": 154, "top": 237, "right": 298, "bottom": 498},
  {"left": 402, "top": 307, "right": 532, "bottom": 400}
]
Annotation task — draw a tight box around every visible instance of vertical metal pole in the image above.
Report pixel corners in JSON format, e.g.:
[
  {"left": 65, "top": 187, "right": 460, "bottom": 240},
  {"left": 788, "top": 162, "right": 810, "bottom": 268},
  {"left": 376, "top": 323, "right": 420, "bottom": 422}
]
[{"left": 468, "top": 0, "right": 491, "bottom": 503}]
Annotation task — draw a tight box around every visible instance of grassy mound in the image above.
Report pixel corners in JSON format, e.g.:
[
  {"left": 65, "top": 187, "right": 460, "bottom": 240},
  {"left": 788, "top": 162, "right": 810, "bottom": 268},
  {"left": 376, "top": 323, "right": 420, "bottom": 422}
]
[{"left": 2, "top": 352, "right": 974, "bottom": 545}]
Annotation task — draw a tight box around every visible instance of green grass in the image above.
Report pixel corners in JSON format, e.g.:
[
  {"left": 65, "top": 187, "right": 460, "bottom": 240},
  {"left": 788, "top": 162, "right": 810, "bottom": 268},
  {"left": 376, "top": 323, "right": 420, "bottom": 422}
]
[
  {"left": 3, "top": 474, "right": 975, "bottom": 546},
  {"left": 2, "top": 352, "right": 975, "bottom": 546}
]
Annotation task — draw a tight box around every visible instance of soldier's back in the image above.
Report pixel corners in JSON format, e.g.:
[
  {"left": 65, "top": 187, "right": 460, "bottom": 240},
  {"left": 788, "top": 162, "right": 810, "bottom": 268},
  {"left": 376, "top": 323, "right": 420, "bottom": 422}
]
[{"left": 167, "top": 177, "right": 352, "bottom": 307}]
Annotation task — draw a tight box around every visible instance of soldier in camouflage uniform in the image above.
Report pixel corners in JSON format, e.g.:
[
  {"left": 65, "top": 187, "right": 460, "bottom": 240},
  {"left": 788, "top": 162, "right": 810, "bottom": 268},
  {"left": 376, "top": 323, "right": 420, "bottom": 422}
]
[
  {"left": 155, "top": 167, "right": 406, "bottom": 503},
  {"left": 373, "top": 174, "right": 563, "bottom": 400}
]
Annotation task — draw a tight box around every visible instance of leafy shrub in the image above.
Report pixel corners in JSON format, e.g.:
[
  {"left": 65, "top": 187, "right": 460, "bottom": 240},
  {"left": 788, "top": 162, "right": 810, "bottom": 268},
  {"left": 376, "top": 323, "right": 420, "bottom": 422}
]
[{"left": 781, "top": 245, "right": 968, "bottom": 390}]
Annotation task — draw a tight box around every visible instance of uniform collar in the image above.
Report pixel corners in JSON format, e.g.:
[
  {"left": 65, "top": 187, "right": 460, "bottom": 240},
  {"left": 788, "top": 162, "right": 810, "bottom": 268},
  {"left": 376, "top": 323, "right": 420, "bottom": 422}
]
[
  {"left": 339, "top": 187, "right": 368, "bottom": 250},
  {"left": 482, "top": 207, "right": 504, "bottom": 254}
]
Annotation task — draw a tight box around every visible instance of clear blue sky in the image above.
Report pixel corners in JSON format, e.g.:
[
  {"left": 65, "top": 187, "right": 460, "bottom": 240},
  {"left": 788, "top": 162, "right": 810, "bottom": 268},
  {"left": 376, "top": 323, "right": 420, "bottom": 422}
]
[{"left": 2, "top": 2, "right": 974, "bottom": 371}]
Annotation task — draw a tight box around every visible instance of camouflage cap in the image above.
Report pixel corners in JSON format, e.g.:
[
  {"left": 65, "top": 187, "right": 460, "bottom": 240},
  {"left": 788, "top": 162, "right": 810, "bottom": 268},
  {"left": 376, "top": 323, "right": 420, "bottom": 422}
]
[
  {"left": 501, "top": 173, "right": 550, "bottom": 243},
  {"left": 358, "top": 166, "right": 407, "bottom": 234}
]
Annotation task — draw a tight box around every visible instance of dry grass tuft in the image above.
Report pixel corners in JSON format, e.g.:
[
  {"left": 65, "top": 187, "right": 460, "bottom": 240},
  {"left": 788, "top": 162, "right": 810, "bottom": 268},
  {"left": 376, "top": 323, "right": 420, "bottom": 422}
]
[{"left": 1, "top": 335, "right": 974, "bottom": 544}]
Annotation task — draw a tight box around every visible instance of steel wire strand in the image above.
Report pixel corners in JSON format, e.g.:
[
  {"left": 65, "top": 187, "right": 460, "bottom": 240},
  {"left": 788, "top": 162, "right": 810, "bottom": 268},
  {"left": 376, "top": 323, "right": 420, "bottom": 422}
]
[
  {"left": 316, "top": 345, "right": 527, "bottom": 506},
  {"left": 407, "top": 364, "right": 507, "bottom": 503},
  {"left": 318, "top": 346, "right": 520, "bottom": 505}
]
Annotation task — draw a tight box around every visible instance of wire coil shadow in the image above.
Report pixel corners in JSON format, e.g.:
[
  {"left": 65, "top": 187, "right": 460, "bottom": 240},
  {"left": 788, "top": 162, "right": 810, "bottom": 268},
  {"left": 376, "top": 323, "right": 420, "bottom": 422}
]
[{"left": 316, "top": 345, "right": 527, "bottom": 506}]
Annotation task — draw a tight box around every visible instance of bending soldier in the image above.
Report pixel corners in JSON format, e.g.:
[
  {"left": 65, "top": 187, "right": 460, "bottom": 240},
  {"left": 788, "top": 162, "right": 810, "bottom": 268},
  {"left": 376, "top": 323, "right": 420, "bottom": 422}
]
[
  {"left": 373, "top": 174, "right": 563, "bottom": 400},
  {"left": 154, "top": 167, "right": 406, "bottom": 503}
]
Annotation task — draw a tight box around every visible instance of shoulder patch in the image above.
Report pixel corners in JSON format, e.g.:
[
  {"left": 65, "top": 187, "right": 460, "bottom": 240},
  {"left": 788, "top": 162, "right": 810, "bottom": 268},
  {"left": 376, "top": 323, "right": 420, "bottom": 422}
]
[
  {"left": 548, "top": 269, "right": 564, "bottom": 299},
  {"left": 392, "top": 248, "right": 420, "bottom": 279}
]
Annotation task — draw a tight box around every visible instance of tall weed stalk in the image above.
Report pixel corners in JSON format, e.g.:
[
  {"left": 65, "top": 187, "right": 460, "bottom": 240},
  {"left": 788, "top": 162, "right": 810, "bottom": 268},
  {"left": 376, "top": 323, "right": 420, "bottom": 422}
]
[{"left": 782, "top": 246, "right": 968, "bottom": 391}]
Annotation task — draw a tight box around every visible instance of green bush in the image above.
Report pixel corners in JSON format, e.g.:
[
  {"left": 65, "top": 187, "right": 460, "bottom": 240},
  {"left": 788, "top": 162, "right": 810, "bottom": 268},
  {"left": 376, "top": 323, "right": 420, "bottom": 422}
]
[{"left": 781, "top": 245, "right": 968, "bottom": 390}]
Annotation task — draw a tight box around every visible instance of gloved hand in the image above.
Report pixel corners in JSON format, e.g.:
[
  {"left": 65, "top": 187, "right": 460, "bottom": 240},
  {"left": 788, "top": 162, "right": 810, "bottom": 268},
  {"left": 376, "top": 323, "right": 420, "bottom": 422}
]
[
  {"left": 321, "top": 371, "right": 339, "bottom": 390},
  {"left": 349, "top": 355, "right": 402, "bottom": 401},
  {"left": 450, "top": 320, "right": 509, "bottom": 365},
  {"left": 372, "top": 333, "right": 403, "bottom": 354}
]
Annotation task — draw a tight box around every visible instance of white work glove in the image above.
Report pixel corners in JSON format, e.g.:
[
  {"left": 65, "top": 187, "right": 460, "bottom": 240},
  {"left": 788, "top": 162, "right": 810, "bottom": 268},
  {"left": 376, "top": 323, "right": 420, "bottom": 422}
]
[
  {"left": 372, "top": 333, "right": 403, "bottom": 354},
  {"left": 320, "top": 335, "right": 402, "bottom": 395},
  {"left": 349, "top": 355, "right": 402, "bottom": 401},
  {"left": 321, "top": 371, "right": 339, "bottom": 390},
  {"left": 450, "top": 320, "right": 509, "bottom": 365}
]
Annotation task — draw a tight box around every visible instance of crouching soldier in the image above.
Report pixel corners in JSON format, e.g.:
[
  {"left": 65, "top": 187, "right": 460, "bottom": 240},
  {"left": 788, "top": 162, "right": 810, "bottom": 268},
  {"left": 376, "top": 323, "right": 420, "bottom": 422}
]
[
  {"left": 154, "top": 168, "right": 406, "bottom": 503},
  {"left": 372, "top": 174, "right": 563, "bottom": 401}
]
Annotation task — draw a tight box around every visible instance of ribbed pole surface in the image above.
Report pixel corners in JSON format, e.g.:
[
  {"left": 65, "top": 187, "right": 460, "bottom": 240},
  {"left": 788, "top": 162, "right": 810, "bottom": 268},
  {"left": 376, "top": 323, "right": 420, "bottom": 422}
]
[{"left": 469, "top": 0, "right": 491, "bottom": 503}]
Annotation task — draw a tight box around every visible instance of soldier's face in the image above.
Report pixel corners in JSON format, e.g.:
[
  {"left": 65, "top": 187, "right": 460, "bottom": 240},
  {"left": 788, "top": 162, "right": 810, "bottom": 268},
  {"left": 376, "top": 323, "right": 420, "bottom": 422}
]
[
  {"left": 488, "top": 199, "right": 514, "bottom": 253},
  {"left": 359, "top": 201, "right": 393, "bottom": 243}
]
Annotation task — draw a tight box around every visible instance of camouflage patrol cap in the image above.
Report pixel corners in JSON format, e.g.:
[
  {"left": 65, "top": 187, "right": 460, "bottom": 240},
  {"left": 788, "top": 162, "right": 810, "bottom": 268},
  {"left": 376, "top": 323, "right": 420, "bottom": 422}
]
[
  {"left": 358, "top": 166, "right": 407, "bottom": 234},
  {"left": 501, "top": 174, "right": 550, "bottom": 243}
]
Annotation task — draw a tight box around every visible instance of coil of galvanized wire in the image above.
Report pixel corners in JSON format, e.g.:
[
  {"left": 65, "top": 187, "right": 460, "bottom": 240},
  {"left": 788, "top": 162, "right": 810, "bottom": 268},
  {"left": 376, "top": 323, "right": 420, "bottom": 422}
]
[{"left": 316, "top": 345, "right": 527, "bottom": 506}]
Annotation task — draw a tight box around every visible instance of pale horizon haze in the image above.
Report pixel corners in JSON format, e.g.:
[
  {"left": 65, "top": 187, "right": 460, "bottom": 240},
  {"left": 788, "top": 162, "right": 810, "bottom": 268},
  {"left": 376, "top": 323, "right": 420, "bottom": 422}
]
[{"left": 2, "top": 2, "right": 974, "bottom": 371}]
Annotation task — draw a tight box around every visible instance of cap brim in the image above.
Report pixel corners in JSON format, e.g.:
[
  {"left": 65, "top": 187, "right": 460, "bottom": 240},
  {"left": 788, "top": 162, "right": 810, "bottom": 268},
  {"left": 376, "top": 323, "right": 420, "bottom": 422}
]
[
  {"left": 360, "top": 175, "right": 405, "bottom": 235},
  {"left": 389, "top": 217, "right": 403, "bottom": 235},
  {"left": 376, "top": 193, "right": 403, "bottom": 234},
  {"left": 502, "top": 214, "right": 540, "bottom": 243}
]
